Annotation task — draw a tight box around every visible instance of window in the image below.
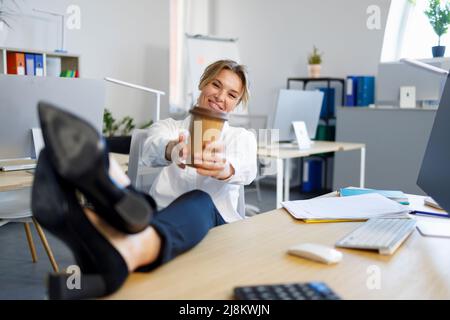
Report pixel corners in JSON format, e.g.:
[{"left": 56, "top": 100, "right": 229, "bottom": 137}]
[
  {"left": 381, "top": 0, "right": 449, "bottom": 61},
  {"left": 169, "top": 0, "right": 211, "bottom": 113}
]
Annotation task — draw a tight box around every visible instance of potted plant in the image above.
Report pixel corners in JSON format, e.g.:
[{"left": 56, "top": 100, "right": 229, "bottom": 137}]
[
  {"left": 307, "top": 46, "right": 323, "bottom": 78},
  {"left": 425, "top": 0, "right": 450, "bottom": 57},
  {"left": 103, "top": 108, "right": 153, "bottom": 154}
]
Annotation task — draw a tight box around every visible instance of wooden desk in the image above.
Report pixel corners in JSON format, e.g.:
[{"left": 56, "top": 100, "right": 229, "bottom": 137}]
[
  {"left": 107, "top": 199, "right": 450, "bottom": 300},
  {"left": 258, "top": 141, "right": 366, "bottom": 208},
  {"left": 0, "top": 153, "right": 129, "bottom": 192}
]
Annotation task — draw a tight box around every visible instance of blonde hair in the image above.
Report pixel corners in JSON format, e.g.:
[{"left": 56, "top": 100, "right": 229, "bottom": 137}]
[{"left": 198, "top": 60, "right": 250, "bottom": 107}]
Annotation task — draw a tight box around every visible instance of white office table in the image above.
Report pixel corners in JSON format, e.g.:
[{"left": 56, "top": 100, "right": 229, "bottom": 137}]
[{"left": 257, "top": 141, "right": 366, "bottom": 208}]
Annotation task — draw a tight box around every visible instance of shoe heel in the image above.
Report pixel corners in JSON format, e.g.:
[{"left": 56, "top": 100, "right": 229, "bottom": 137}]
[
  {"left": 38, "top": 102, "right": 154, "bottom": 234},
  {"left": 47, "top": 273, "right": 107, "bottom": 300}
]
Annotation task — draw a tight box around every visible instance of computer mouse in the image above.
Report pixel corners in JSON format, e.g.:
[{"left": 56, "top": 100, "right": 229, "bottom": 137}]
[{"left": 288, "top": 243, "right": 343, "bottom": 264}]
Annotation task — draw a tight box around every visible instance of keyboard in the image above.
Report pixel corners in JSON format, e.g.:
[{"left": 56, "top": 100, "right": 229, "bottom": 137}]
[
  {"left": 335, "top": 218, "right": 416, "bottom": 255},
  {"left": 234, "top": 282, "right": 340, "bottom": 300}
]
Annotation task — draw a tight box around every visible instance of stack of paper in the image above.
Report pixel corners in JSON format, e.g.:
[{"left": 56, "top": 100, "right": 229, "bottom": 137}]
[
  {"left": 282, "top": 194, "right": 410, "bottom": 223},
  {"left": 339, "top": 187, "right": 409, "bottom": 205}
]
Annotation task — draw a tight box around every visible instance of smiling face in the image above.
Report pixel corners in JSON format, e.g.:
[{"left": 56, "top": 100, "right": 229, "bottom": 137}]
[{"left": 197, "top": 69, "right": 244, "bottom": 113}]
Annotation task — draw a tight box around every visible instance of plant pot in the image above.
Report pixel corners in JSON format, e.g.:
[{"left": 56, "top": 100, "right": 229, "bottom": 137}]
[
  {"left": 308, "top": 64, "right": 321, "bottom": 78},
  {"left": 432, "top": 46, "right": 446, "bottom": 58},
  {"left": 105, "top": 135, "right": 132, "bottom": 154}
]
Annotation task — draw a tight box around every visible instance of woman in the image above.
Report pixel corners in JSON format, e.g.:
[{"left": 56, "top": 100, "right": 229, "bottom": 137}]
[
  {"left": 143, "top": 60, "right": 257, "bottom": 222},
  {"left": 32, "top": 103, "right": 228, "bottom": 299}
]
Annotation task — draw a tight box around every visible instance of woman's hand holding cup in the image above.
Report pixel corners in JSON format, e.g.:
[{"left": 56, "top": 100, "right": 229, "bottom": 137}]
[
  {"left": 194, "top": 140, "right": 234, "bottom": 180},
  {"left": 165, "top": 133, "right": 189, "bottom": 169}
]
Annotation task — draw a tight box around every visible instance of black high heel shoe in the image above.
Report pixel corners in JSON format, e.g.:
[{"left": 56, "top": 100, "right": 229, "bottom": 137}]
[
  {"left": 32, "top": 149, "right": 129, "bottom": 300},
  {"left": 37, "top": 101, "right": 154, "bottom": 234}
]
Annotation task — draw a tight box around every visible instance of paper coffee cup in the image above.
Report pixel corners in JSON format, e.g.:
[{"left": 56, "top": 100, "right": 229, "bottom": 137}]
[{"left": 187, "top": 106, "right": 228, "bottom": 168}]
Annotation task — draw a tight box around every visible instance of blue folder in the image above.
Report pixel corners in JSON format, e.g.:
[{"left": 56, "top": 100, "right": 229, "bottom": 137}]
[
  {"left": 25, "top": 53, "right": 35, "bottom": 76},
  {"left": 319, "top": 87, "right": 335, "bottom": 119},
  {"left": 356, "top": 76, "right": 375, "bottom": 106},
  {"left": 345, "top": 76, "right": 358, "bottom": 106},
  {"left": 340, "top": 187, "right": 409, "bottom": 205},
  {"left": 34, "top": 54, "right": 44, "bottom": 76}
]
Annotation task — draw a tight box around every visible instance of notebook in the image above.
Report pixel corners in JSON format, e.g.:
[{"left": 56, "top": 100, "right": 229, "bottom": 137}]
[{"left": 339, "top": 187, "right": 409, "bottom": 205}]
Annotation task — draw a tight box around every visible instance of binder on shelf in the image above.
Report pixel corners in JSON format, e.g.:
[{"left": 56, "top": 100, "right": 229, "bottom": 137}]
[
  {"left": 356, "top": 76, "right": 375, "bottom": 106},
  {"left": 25, "top": 53, "right": 35, "bottom": 76},
  {"left": 345, "top": 76, "right": 358, "bottom": 106},
  {"left": 34, "top": 54, "right": 44, "bottom": 77},
  {"left": 318, "top": 87, "right": 335, "bottom": 119},
  {"left": 345, "top": 76, "right": 375, "bottom": 107},
  {"left": 302, "top": 158, "right": 323, "bottom": 193},
  {"left": 6, "top": 52, "right": 26, "bottom": 75}
]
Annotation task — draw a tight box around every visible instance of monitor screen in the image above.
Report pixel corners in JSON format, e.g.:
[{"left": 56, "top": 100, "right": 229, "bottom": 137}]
[
  {"left": 0, "top": 75, "right": 105, "bottom": 160},
  {"left": 417, "top": 74, "right": 450, "bottom": 212},
  {"left": 272, "top": 89, "right": 324, "bottom": 142}
]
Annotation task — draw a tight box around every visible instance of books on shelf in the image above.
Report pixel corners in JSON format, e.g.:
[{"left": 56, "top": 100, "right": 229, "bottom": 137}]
[
  {"left": 339, "top": 187, "right": 409, "bottom": 205},
  {"left": 60, "top": 70, "right": 79, "bottom": 78},
  {"left": 282, "top": 193, "right": 410, "bottom": 223},
  {"left": 345, "top": 75, "right": 375, "bottom": 107}
]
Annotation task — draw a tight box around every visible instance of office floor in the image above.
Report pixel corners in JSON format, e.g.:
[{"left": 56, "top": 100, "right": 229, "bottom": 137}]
[{"left": 0, "top": 183, "right": 322, "bottom": 300}]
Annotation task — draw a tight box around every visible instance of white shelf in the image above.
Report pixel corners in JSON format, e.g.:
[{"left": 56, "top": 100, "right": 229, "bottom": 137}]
[{"left": 0, "top": 47, "right": 80, "bottom": 77}]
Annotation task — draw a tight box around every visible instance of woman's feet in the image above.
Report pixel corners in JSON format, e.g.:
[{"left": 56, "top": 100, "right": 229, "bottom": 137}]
[
  {"left": 32, "top": 150, "right": 129, "bottom": 299},
  {"left": 37, "top": 102, "right": 154, "bottom": 234}
]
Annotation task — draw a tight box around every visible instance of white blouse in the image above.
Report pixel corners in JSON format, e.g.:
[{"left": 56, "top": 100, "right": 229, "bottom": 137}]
[{"left": 142, "top": 116, "right": 257, "bottom": 222}]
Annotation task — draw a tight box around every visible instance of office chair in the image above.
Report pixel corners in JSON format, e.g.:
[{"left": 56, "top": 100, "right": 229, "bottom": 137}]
[
  {"left": 0, "top": 187, "right": 59, "bottom": 272},
  {"left": 129, "top": 129, "right": 248, "bottom": 218},
  {"left": 229, "top": 113, "right": 268, "bottom": 216},
  {"left": 128, "top": 129, "right": 162, "bottom": 192}
]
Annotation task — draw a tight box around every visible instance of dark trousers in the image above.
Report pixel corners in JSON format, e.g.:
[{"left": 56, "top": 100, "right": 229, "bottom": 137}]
[{"left": 137, "top": 190, "right": 226, "bottom": 272}]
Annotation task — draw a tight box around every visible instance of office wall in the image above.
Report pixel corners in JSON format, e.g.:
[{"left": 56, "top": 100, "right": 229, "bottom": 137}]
[
  {"left": 2, "top": 0, "right": 169, "bottom": 125},
  {"left": 334, "top": 107, "right": 436, "bottom": 194},
  {"left": 210, "top": 0, "right": 390, "bottom": 119}
]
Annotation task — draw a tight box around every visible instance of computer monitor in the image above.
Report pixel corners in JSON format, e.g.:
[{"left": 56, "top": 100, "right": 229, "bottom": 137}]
[
  {"left": 0, "top": 75, "right": 105, "bottom": 160},
  {"left": 272, "top": 89, "right": 324, "bottom": 142},
  {"left": 417, "top": 74, "right": 450, "bottom": 213}
]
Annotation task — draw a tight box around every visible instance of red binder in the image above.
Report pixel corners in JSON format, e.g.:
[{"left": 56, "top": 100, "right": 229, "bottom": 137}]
[{"left": 7, "top": 52, "right": 26, "bottom": 75}]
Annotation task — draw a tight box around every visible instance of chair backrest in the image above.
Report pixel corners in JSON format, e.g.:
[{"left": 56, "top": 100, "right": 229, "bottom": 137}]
[
  {"left": 229, "top": 114, "right": 268, "bottom": 131},
  {"left": 128, "top": 129, "right": 161, "bottom": 192},
  {"left": 238, "top": 185, "right": 246, "bottom": 219},
  {"left": 0, "top": 187, "right": 32, "bottom": 221}
]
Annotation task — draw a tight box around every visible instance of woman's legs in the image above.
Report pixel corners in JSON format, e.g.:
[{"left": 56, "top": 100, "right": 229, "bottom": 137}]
[
  {"left": 140, "top": 190, "right": 226, "bottom": 271},
  {"left": 95, "top": 157, "right": 227, "bottom": 272},
  {"left": 84, "top": 189, "right": 226, "bottom": 273},
  {"left": 84, "top": 209, "right": 162, "bottom": 272}
]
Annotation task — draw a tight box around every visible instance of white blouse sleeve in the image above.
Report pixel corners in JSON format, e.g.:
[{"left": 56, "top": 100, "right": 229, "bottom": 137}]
[
  {"left": 142, "top": 118, "right": 182, "bottom": 167},
  {"left": 224, "top": 128, "right": 258, "bottom": 185}
]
